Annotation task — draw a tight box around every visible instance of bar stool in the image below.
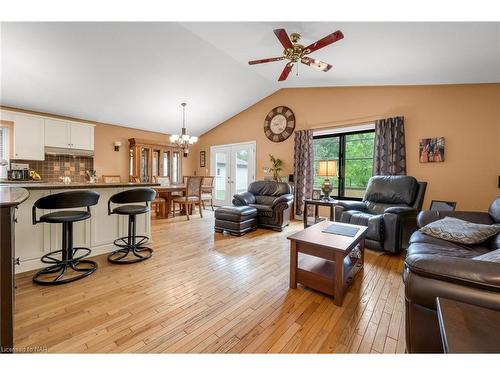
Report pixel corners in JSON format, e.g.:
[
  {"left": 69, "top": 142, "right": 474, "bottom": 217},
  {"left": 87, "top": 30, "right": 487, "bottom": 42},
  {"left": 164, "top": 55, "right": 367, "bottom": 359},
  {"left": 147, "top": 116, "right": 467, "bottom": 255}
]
[
  {"left": 107, "top": 188, "right": 156, "bottom": 264},
  {"left": 32, "top": 190, "right": 100, "bottom": 285}
]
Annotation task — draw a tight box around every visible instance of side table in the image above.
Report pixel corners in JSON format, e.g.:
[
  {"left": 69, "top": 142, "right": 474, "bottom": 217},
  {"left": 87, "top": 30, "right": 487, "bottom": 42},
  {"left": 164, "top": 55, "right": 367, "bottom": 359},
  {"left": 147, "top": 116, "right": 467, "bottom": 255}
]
[{"left": 303, "top": 198, "right": 336, "bottom": 228}]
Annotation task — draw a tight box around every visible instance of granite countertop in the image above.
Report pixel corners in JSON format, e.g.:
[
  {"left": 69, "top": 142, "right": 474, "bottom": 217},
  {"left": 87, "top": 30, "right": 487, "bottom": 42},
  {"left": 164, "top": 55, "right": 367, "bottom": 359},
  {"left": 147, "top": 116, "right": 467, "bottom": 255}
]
[
  {"left": 0, "top": 186, "right": 30, "bottom": 207},
  {"left": 0, "top": 181, "right": 160, "bottom": 190}
]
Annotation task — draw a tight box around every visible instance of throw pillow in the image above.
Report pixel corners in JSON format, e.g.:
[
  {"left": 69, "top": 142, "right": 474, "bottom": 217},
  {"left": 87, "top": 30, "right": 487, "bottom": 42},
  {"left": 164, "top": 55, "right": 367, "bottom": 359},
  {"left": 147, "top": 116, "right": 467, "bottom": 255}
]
[
  {"left": 473, "top": 249, "right": 500, "bottom": 263},
  {"left": 420, "top": 217, "right": 500, "bottom": 245}
]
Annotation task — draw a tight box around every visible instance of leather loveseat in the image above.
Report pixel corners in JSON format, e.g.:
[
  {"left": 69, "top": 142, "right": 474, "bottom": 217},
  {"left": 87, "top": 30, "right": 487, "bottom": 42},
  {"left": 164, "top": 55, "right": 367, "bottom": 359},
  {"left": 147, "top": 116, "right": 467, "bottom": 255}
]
[
  {"left": 232, "top": 180, "right": 294, "bottom": 231},
  {"left": 334, "top": 176, "right": 427, "bottom": 253},
  {"left": 403, "top": 197, "right": 500, "bottom": 353}
]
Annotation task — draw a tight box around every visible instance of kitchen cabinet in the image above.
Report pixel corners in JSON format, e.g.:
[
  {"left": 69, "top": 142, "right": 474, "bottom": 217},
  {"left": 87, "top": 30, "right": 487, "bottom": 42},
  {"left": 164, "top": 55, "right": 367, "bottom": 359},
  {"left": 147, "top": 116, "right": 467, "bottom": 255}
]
[
  {"left": 13, "top": 114, "right": 45, "bottom": 160},
  {"left": 45, "top": 119, "right": 94, "bottom": 150},
  {"left": 44, "top": 118, "right": 71, "bottom": 148}
]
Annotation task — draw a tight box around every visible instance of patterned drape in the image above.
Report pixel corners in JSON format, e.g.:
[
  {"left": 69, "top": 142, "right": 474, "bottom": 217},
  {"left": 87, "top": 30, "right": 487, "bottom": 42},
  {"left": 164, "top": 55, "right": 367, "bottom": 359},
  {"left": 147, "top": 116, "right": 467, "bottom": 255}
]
[
  {"left": 373, "top": 116, "right": 407, "bottom": 176},
  {"left": 293, "top": 130, "right": 314, "bottom": 216}
]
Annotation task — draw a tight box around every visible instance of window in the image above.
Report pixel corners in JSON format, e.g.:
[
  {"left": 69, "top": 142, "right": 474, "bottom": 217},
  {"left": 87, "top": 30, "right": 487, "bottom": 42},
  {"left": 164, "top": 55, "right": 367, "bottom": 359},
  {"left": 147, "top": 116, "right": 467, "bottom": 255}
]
[
  {"left": 313, "top": 129, "right": 375, "bottom": 199},
  {"left": 0, "top": 126, "right": 9, "bottom": 161}
]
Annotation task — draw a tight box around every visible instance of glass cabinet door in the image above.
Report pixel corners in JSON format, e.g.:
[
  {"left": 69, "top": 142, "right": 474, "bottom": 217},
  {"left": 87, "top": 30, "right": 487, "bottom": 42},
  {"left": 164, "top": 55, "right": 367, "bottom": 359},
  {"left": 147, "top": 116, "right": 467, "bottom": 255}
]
[
  {"left": 152, "top": 150, "right": 160, "bottom": 178},
  {"left": 163, "top": 150, "right": 170, "bottom": 177},
  {"left": 172, "top": 151, "right": 180, "bottom": 183},
  {"left": 140, "top": 147, "right": 151, "bottom": 182}
]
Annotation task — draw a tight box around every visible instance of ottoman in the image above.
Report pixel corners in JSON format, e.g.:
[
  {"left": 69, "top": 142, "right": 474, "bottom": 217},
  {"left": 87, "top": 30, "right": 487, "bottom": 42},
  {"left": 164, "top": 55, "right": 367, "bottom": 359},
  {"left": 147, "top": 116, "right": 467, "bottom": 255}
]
[{"left": 214, "top": 206, "right": 258, "bottom": 236}]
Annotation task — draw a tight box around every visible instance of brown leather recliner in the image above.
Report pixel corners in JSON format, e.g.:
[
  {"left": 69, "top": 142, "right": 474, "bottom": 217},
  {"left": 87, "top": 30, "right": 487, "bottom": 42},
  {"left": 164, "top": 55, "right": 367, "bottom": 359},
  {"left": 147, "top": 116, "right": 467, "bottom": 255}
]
[
  {"left": 403, "top": 197, "right": 500, "bottom": 353},
  {"left": 232, "top": 180, "right": 294, "bottom": 231},
  {"left": 335, "top": 176, "right": 427, "bottom": 253}
]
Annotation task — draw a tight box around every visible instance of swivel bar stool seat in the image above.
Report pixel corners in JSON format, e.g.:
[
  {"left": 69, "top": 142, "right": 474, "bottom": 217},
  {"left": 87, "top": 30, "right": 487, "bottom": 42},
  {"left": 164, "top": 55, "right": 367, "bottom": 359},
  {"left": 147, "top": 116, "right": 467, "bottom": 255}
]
[
  {"left": 32, "top": 190, "right": 100, "bottom": 285},
  {"left": 108, "top": 188, "right": 156, "bottom": 264}
]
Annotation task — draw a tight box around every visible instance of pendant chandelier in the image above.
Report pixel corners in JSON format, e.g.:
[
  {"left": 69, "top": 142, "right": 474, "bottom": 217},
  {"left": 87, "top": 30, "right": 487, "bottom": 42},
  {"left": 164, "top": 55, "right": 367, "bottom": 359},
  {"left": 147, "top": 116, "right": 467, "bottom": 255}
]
[{"left": 169, "top": 102, "right": 198, "bottom": 157}]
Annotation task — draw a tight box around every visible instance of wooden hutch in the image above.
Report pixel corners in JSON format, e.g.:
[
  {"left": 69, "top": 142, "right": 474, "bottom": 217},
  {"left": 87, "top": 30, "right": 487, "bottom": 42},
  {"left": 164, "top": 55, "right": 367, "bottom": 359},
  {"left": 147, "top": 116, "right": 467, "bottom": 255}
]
[{"left": 128, "top": 138, "right": 183, "bottom": 183}]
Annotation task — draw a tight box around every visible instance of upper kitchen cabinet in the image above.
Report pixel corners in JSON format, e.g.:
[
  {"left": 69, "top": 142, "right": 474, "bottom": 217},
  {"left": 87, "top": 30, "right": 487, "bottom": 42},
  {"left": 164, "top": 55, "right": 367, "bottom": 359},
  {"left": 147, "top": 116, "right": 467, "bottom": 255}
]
[
  {"left": 13, "top": 114, "right": 45, "bottom": 160},
  {"left": 44, "top": 118, "right": 70, "bottom": 148},
  {"left": 45, "top": 119, "right": 94, "bottom": 150},
  {"left": 70, "top": 123, "right": 94, "bottom": 150}
]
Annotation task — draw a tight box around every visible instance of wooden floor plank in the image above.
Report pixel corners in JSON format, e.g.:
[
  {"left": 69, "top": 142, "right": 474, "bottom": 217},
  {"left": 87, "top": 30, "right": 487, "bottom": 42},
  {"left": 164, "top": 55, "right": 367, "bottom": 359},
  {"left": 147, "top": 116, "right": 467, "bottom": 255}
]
[{"left": 14, "top": 212, "right": 407, "bottom": 353}]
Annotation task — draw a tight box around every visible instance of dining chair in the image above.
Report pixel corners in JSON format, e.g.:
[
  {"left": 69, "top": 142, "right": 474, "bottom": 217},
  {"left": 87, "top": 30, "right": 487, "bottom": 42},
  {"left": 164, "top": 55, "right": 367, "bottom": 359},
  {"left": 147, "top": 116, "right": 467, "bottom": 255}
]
[
  {"left": 171, "top": 176, "right": 203, "bottom": 220},
  {"left": 201, "top": 176, "right": 215, "bottom": 211},
  {"left": 155, "top": 176, "right": 171, "bottom": 186}
]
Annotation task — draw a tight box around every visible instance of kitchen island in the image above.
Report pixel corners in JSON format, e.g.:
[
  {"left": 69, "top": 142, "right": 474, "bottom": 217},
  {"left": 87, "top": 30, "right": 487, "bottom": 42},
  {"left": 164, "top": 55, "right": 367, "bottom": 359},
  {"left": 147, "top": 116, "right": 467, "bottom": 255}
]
[
  {"left": 0, "top": 186, "right": 30, "bottom": 352},
  {"left": 0, "top": 181, "right": 159, "bottom": 273}
]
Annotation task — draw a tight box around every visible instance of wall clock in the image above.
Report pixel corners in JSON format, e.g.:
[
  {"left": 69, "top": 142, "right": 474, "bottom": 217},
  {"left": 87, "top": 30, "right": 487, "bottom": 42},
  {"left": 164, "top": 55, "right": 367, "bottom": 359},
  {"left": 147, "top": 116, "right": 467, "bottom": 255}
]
[{"left": 264, "top": 106, "right": 295, "bottom": 142}]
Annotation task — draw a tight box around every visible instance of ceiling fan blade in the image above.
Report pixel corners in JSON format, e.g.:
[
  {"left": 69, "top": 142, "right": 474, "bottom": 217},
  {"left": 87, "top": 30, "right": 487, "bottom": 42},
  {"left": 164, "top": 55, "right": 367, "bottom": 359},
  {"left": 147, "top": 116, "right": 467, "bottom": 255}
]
[
  {"left": 273, "top": 28, "right": 293, "bottom": 49},
  {"left": 304, "top": 30, "right": 344, "bottom": 54},
  {"left": 248, "top": 57, "right": 284, "bottom": 65},
  {"left": 278, "top": 62, "right": 294, "bottom": 81},
  {"left": 301, "top": 56, "right": 332, "bottom": 72}
]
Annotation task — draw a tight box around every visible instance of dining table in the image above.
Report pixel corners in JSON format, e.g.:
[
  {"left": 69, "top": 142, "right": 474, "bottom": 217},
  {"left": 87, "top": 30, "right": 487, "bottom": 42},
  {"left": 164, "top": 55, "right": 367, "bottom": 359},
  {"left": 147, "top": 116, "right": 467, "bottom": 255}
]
[{"left": 154, "top": 184, "right": 213, "bottom": 218}]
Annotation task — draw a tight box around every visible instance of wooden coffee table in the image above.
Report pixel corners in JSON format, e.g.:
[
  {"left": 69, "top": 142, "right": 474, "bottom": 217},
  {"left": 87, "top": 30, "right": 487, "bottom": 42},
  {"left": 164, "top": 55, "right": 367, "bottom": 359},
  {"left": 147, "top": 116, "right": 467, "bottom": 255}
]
[{"left": 287, "top": 220, "right": 367, "bottom": 306}]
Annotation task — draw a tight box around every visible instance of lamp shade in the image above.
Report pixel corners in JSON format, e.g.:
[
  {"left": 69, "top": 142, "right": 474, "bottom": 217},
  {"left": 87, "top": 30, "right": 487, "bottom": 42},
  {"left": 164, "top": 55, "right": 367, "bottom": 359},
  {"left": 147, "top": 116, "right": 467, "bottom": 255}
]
[{"left": 317, "top": 160, "right": 337, "bottom": 177}]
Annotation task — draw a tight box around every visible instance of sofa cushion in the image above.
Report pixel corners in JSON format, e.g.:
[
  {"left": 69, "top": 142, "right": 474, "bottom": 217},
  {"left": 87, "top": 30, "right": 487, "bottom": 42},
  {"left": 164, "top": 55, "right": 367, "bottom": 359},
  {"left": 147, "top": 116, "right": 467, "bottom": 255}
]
[
  {"left": 249, "top": 204, "right": 274, "bottom": 217},
  {"left": 341, "top": 210, "right": 383, "bottom": 242},
  {"left": 473, "top": 249, "right": 500, "bottom": 263},
  {"left": 407, "top": 241, "right": 490, "bottom": 259},
  {"left": 366, "top": 201, "right": 407, "bottom": 215},
  {"left": 364, "top": 176, "right": 418, "bottom": 205},
  {"left": 254, "top": 195, "right": 276, "bottom": 206},
  {"left": 420, "top": 217, "right": 500, "bottom": 245}
]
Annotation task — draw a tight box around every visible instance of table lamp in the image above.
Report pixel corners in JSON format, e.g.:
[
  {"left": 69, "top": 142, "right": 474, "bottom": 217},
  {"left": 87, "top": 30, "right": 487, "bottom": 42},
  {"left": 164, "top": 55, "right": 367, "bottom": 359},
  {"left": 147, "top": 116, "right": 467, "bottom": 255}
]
[{"left": 317, "top": 160, "right": 337, "bottom": 200}]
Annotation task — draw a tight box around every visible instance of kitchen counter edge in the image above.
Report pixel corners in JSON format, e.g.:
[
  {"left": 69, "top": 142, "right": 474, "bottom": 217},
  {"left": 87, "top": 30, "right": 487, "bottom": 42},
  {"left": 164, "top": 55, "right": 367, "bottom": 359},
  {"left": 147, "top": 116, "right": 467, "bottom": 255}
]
[
  {"left": 0, "top": 182, "right": 160, "bottom": 190},
  {"left": 0, "top": 187, "right": 30, "bottom": 207}
]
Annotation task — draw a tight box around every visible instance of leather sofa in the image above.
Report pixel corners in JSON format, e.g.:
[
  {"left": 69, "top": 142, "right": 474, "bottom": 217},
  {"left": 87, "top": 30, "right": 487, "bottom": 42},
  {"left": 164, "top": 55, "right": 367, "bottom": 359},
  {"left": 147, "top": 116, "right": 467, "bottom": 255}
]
[
  {"left": 403, "top": 197, "right": 500, "bottom": 353},
  {"left": 232, "top": 180, "right": 294, "bottom": 231},
  {"left": 334, "top": 176, "right": 427, "bottom": 253}
]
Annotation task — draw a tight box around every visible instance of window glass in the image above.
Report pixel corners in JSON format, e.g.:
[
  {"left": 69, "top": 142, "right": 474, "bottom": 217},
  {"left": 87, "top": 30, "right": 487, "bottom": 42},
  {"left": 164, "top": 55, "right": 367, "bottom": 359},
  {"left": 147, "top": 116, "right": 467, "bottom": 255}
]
[{"left": 313, "top": 129, "right": 375, "bottom": 199}]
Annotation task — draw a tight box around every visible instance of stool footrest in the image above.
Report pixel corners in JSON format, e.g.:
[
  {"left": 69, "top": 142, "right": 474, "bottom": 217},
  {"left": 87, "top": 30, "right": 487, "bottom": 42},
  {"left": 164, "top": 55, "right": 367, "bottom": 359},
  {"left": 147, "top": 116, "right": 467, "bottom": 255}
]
[
  {"left": 33, "top": 246, "right": 97, "bottom": 285},
  {"left": 108, "top": 235, "right": 153, "bottom": 264}
]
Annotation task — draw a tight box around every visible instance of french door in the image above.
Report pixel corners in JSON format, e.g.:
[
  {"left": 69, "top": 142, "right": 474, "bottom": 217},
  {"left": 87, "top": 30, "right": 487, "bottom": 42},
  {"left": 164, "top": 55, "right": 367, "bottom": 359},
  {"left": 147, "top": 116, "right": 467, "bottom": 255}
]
[{"left": 210, "top": 141, "right": 256, "bottom": 206}]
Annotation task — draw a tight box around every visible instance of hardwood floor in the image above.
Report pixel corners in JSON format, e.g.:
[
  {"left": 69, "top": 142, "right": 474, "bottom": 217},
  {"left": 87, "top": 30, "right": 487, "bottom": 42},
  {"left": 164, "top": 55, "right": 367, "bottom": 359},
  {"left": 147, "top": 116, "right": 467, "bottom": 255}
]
[{"left": 14, "top": 211, "right": 406, "bottom": 353}]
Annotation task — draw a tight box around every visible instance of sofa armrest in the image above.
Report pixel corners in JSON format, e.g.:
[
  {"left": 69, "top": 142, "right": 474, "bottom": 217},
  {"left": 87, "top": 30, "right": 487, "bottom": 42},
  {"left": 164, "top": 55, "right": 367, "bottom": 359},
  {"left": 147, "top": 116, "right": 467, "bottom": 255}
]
[
  {"left": 232, "top": 191, "right": 256, "bottom": 206},
  {"left": 384, "top": 206, "right": 417, "bottom": 216},
  {"left": 335, "top": 200, "right": 367, "bottom": 211},
  {"left": 272, "top": 194, "right": 294, "bottom": 207},
  {"left": 417, "top": 210, "right": 494, "bottom": 228},
  {"left": 405, "top": 254, "right": 500, "bottom": 291}
]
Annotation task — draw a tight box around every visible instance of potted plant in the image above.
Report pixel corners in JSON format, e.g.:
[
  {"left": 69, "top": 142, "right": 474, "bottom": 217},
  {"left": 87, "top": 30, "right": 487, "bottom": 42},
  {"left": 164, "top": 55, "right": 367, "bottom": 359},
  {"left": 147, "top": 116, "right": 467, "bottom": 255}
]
[{"left": 269, "top": 154, "right": 283, "bottom": 182}]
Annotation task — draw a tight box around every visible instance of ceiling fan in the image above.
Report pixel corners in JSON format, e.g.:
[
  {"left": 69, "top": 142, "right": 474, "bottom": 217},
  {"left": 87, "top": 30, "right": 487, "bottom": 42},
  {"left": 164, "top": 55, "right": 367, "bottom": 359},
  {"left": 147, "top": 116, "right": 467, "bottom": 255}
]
[{"left": 248, "top": 28, "right": 344, "bottom": 81}]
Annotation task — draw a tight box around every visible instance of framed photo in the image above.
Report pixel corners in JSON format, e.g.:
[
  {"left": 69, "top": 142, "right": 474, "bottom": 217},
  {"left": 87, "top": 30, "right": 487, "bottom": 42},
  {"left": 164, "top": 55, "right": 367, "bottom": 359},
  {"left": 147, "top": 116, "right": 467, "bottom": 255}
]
[
  {"left": 430, "top": 200, "right": 456, "bottom": 212},
  {"left": 312, "top": 189, "right": 321, "bottom": 200},
  {"left": 419, "top": 137, "right": 445, "bottom": 163},
  {"left": 200, "top": 151, "right": 206, "bottom": 168}
]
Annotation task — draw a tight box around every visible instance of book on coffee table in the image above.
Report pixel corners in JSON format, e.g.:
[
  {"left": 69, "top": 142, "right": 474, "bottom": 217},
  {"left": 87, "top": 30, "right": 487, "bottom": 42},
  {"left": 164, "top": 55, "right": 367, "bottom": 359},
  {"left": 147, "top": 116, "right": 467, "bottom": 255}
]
[{"left": 321, "top": 223, "right": 359, "bottom": 237}]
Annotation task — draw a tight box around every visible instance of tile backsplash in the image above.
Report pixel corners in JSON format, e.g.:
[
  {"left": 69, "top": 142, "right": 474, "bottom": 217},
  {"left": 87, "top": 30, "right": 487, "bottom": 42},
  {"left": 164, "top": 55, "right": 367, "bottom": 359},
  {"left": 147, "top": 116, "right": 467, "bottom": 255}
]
[{"left": 11, "top": 155, "right": 94, "bottom": 182}]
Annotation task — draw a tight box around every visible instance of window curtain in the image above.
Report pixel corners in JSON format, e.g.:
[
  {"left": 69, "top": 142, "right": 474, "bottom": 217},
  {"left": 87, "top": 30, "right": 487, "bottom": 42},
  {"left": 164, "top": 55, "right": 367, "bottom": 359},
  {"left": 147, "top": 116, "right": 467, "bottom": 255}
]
[
  {"left": 373, "top": 116, "right": 407, "bottom": 176},
  {"left": 293, "top": 129, "right": 314, "bottom": 216}
]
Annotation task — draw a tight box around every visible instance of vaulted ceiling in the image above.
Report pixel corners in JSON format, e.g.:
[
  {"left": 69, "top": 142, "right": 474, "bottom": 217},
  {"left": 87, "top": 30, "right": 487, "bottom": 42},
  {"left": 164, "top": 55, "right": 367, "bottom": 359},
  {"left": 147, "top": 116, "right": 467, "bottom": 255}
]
[{"left": 1, "top": 22, "right": 499, "bottom": 135}]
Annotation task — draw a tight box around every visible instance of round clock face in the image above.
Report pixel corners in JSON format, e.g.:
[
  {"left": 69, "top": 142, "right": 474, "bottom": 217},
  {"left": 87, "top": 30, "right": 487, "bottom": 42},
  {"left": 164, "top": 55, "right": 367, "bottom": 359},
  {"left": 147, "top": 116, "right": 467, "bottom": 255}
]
[
  {"left": 270, "top": 114, "right": 287, "bottom": 134},
  {"left": 264, "top": 106, "right": 295, "bottom": 142}
]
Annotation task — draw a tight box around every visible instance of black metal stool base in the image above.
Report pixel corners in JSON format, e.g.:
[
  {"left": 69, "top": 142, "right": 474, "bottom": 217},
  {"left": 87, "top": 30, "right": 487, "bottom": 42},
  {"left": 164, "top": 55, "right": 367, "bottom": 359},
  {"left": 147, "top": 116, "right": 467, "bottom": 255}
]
[
  {"left": 108, "top": 235, "right": 153, "bottom": 264},
  {"left": 33, "top": 247, "right": 97, "bottom": 285}
]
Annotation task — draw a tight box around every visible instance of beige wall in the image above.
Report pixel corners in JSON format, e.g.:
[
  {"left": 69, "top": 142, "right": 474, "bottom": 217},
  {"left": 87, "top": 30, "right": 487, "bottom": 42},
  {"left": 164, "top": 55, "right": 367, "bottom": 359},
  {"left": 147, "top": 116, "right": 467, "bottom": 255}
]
[
  {"left": 185, "top": 84, "right": 500, "bottom": 211},
  {"left": 93, "top": 123, "right": 173, "bottom": 181}
]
